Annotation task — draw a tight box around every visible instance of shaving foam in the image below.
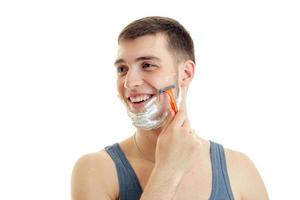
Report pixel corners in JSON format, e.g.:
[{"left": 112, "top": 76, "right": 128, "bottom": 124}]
[{"left": 119, "top": 74, "right": 182, "bottom": 130}]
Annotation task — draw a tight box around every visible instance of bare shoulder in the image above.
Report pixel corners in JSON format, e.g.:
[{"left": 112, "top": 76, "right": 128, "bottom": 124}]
[
  {"left": 224, "top": 148, "right": 269, "bottom": 200},
  {"left": 71, "top": 150, "right": 119, "bottom": 200}
]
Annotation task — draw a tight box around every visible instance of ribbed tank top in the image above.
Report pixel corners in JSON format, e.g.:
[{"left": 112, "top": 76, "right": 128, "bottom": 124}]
[{"left": 105, "top": 141, "right": 234, "bottom": 200}]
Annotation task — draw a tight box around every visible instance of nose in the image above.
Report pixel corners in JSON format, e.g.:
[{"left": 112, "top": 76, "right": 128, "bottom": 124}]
[{"left": 124, "top": 68, "right": 144, "bottom": 89}]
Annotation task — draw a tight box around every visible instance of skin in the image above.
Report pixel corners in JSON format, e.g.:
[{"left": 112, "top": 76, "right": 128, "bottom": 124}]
[{"left": 71, "top": 33, "right": 269, "bottom": 200}]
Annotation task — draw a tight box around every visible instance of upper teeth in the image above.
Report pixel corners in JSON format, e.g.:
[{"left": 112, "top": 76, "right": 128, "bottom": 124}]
[{"left": 130, "top": 95, "right": 152, "bottom": 103}]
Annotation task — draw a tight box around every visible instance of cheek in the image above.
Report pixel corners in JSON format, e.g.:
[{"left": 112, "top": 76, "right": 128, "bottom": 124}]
[
  {"left": 145, "top": 73, "right": 178, "bottom": 91},
  {"left": 116, "top": 79, "right": 124, "bottom": 95}
]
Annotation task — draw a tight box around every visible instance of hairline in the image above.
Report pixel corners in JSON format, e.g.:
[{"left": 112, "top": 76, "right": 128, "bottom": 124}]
[{"left": 118, "top": 32, "right": 188, "bottom": 65}]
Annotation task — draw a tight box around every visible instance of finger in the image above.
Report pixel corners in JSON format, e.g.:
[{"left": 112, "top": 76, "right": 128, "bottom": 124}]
[
  {"left": 170, "top": 109, "right": 186, "bottom": 128},
  {"left": 159, "top": 107, "right": 175, "bottom": 135},
  {"left": 165, "top": 108, "right": 175, "bottom": 126}
]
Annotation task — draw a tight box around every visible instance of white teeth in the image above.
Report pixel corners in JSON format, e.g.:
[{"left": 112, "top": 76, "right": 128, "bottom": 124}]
[{"left": 130, "top": 94, "right": 152, "bottom": 103}]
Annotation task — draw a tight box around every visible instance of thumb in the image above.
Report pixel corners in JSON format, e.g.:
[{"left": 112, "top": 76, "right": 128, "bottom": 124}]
[{"left": 159, "top": 107, "right": 175, "bottom": 136}]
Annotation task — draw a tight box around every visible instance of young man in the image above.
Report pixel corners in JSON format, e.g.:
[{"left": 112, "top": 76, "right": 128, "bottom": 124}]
[{"left": 71, "top": 16, "right": 268, "bottom": 200}]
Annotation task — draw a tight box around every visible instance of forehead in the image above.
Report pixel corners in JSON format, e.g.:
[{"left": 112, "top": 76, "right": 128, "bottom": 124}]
[{"left": 116, "top": 34, "right": 173, "bottom": 64}]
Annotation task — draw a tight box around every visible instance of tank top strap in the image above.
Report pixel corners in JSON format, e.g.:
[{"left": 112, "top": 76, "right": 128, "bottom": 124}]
[
  {"left": 105, "top": 143, "right": 143, "bottom": 200},
  {"left": 105, "top": 141, "right": 234, "bottom": 200},
  {"left": 209, "top": 141, "right": 235, "bottom": 200}
]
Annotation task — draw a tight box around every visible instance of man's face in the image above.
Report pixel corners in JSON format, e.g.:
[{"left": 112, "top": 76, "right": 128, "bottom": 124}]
[{"left": 115, "top": 34, "right": 178, "bottom": 114}]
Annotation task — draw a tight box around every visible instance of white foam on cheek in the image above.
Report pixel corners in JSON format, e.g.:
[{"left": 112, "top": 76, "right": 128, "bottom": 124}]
[
  {"left": 118, "top": 73, "right": 182, "bottom": 131},
  {"left": 125, "top": 86, "right": 182, "bottom": 131},
  {"left": 127, "top": 96, "right": 168, "bottom": 130},
  {"left": 156, "top": 73, "right": 182, "bottom": 111}
]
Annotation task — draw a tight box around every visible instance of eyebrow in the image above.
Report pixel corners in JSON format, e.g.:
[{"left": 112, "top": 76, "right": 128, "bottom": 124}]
[{"left": 114, "top": 56, "right": 161, "bottom": 66}]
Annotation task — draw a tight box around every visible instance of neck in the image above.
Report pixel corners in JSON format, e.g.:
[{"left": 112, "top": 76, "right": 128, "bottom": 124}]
[{"left": 134, "top": 126, "right": 164, "bottom": 163}]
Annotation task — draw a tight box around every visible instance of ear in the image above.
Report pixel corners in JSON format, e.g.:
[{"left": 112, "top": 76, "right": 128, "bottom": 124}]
[{"left": 180, "top": 60, "right": 195, "bottom": 88}]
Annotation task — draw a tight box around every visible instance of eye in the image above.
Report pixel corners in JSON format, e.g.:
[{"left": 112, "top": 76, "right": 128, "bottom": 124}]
[
  {"left": 117, "top": 65, "right": 128, "bottom": 74},
  {"left": 142, "top": 62, "right": 156, "bottom": 70}
]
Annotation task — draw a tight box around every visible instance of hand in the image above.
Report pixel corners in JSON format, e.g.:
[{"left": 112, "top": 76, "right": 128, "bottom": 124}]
[{"left": 155, "top": 90, "right": 203, "bottom": 177}]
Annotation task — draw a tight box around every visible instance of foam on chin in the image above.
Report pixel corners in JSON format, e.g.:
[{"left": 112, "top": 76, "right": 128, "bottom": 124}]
[
  {"left": 127, "top": 96, "right": 168, "bottom": 130},
  {"left": 118, "top": 80, "right": 182, "bottom": 131}
]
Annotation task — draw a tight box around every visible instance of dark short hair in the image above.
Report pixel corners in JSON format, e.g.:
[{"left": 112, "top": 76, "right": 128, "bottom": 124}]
[{"left": 118, "top": 16, "right": 195, "bottom": 63}]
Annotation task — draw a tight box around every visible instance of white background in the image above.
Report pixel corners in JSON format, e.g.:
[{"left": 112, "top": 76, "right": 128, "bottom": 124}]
[{"left": 0, "top": 0, "right": 299, "bottom": 199}]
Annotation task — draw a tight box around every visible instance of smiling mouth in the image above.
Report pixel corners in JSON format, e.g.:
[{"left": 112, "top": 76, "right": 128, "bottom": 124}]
[{"left": 128, "top": 94, "right": 155, "bottom": 104}]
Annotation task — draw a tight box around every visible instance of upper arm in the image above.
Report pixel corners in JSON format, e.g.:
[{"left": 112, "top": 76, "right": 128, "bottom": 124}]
[
  {"left": 71, "top": 151, "right": 118, "bottom": 200},
  {"left": 225, "top": 149, "right": 269, "bottom": 200}
]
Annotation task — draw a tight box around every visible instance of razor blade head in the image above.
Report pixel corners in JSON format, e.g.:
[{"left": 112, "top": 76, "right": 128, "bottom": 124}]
[{"left": 158, "top": 83, "right": 177, "bottom": 94}]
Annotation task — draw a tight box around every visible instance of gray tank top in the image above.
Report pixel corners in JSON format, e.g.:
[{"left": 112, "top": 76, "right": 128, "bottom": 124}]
[{"left": 105, "top": 141, "right": 234, "bottom": 200}]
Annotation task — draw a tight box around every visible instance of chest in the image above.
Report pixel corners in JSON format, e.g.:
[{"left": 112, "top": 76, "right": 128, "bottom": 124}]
[{"left": 131, "top": 159, "right": 213, "bottom": 200}]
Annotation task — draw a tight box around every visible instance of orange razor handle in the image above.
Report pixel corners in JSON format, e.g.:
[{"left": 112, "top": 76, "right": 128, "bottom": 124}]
[{"left": 166, "top": 89, "right": 178, "bottom": 113}]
